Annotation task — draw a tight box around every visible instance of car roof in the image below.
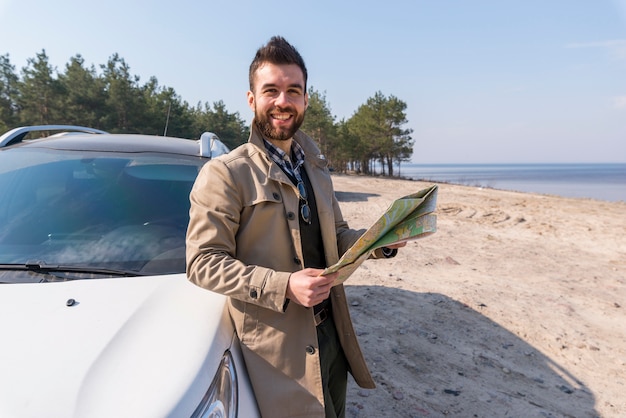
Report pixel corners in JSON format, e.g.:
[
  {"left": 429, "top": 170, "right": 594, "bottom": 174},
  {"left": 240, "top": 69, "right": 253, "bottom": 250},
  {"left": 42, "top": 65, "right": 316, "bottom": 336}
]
[
  {"left": 19, "top": 133, "right": 202, "bottom": 156},
  {"left": 0, "top": 125, "right": 229, "bottom": 158}
]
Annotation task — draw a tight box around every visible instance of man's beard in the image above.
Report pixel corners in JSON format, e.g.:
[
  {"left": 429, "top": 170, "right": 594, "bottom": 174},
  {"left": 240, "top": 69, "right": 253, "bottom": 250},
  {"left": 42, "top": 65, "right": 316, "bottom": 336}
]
[{"left": 254, "top": 106, "right": 305, "bottom": 141}]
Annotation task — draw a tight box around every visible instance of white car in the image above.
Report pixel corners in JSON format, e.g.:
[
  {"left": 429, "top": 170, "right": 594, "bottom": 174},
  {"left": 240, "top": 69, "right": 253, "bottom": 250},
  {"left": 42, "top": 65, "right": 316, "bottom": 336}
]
[{"left": 0, "top": 126, "right": 260, "bottom": 418}]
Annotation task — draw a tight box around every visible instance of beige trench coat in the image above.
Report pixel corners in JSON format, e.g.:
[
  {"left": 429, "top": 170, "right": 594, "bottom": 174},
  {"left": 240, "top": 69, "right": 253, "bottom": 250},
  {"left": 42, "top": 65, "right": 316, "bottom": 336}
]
[{"left": 186, "top": 125, "right": 376, "bottom": 417}]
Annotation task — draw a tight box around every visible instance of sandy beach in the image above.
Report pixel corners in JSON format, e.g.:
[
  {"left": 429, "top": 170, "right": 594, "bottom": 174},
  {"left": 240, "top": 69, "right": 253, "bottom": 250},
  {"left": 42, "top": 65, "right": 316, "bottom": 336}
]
[{"left": 330, "top": 174, "right": 626, "bottom": 418}]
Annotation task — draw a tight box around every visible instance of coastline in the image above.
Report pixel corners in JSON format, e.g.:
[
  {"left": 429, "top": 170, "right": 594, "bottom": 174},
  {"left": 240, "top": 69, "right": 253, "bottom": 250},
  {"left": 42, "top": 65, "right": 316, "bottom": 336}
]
[
  {"left": 379, "top": 162, "right": 626, "bottom": 202},
  {"left": 332, "top": 174, "right": 626, "bottom": 417}
]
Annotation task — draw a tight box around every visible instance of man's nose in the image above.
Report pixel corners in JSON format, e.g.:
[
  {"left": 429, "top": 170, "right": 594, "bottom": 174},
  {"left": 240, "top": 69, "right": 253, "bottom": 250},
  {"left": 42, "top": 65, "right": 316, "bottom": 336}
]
[{"left": 275, "top": 91, "right": 290, "bottom": 106}]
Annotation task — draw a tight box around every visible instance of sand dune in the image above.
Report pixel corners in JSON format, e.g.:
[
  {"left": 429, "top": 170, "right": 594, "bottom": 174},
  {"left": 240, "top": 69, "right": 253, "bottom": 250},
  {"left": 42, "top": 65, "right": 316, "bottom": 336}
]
[{"left": 331, "top": 174, "right": 625, "bottom": 417}]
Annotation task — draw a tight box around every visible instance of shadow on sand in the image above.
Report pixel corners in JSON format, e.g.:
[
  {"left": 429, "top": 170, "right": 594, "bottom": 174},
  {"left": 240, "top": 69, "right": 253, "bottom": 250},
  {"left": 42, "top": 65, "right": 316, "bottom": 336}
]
[
  {"left": 335, "top": 191, "right": 380, "bottom": 202},
  {"left": 345, "top": 285, "right": 598, "bottom": 417}
]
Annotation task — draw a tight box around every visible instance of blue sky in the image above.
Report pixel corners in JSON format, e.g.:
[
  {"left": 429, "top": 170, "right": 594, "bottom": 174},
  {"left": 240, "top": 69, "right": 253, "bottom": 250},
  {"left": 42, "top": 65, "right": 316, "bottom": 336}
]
[{"left": 1, "top": 0, "right": 625, "bottom": 163}]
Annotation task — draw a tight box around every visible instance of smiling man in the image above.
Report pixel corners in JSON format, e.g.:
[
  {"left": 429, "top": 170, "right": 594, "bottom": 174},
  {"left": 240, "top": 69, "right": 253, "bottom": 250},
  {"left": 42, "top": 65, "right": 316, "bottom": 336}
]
[
  {"left": 186, "top": 36, "right": 403, "bottom": 417},
  {"left": 249, "top": 59, "right": 307, "bottom": 145}
]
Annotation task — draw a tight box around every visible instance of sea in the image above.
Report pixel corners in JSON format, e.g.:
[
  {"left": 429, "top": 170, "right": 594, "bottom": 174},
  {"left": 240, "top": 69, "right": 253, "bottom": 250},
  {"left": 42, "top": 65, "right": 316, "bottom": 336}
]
[{"left": 389, "top": 163, "right": 626, "bottom": 202}]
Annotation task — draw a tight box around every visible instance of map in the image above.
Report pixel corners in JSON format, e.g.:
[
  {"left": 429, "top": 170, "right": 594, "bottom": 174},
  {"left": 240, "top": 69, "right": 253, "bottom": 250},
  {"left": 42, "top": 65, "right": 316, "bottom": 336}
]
[{"left": 324, "top": 184, "right": 438, "bottom": 286}]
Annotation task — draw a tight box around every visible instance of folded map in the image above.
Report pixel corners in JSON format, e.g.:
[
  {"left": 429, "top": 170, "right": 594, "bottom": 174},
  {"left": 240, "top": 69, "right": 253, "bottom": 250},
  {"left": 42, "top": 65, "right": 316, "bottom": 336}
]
[{"left": 325, "top": 184, "right": 438, "bottom": 286}]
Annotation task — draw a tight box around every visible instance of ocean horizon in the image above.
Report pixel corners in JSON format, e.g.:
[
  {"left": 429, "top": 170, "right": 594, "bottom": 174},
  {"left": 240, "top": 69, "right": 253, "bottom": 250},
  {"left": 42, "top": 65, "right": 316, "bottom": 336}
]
[{"left": 385, "top": 163, "right": 626, "bottom": 202}]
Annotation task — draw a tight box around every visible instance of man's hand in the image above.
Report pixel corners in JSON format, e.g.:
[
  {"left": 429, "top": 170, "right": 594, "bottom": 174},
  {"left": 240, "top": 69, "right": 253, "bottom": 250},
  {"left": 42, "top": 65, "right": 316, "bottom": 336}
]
[{"left": 286, "top": 268, "right": 338, "bottom": 308}]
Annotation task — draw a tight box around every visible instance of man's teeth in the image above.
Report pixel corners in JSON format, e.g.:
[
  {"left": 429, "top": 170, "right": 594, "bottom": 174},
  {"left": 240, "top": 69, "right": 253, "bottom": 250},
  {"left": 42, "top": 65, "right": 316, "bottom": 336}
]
[{"left": 273, "top": 114, "right": 290, "bottom": 120}]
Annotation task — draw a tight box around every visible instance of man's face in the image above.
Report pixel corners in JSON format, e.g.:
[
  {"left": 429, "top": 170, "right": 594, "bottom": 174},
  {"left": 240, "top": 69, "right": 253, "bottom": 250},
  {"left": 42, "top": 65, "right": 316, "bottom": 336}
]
[{"left": 247, "top": 63, "right": 308, "bottom": 141}]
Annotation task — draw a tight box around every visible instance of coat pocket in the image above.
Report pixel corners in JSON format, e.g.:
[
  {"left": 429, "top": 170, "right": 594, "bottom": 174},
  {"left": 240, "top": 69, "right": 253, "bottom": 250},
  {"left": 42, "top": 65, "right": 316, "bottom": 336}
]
[{"left": 238, "top": 301, "right": 259, "bottom": 346}]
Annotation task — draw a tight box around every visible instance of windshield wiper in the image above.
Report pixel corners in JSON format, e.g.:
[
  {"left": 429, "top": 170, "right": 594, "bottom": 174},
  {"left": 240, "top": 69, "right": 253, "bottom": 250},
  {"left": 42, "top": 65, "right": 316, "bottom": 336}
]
[{"left": 0, "top": 261, "right": 142, "bottom": 277}]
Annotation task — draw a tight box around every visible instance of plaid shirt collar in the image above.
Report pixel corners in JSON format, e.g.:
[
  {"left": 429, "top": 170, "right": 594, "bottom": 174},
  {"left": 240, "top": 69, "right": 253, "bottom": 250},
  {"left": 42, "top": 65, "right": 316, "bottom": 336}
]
[{"left": 263, "top": 139, "right": 306, "bottom": 180}]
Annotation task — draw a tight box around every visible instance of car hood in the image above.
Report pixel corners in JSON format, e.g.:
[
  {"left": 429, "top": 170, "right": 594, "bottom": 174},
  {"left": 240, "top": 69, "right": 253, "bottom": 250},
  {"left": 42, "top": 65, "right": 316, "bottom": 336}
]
[{"left": 0, "top": 275, "right": 232, "bottom": 418}]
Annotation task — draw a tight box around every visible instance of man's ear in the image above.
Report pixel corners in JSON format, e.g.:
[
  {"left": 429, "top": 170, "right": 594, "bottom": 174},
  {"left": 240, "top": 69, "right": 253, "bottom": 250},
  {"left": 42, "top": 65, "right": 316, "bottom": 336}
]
[
  {"left": 247, "top": 91, "right": 255, "bottom": 111},
  {"left": 304, "top": 91, "right": 309, "bottom": 109}
]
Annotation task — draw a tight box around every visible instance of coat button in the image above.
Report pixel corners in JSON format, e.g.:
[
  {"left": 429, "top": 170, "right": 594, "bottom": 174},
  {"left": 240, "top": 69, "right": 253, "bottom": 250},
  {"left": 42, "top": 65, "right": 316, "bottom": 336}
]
[
  {"left": 287, "top": 212, "right": 296, "bottom": 220},
  {"left": 293, "top": 257, "right": 301, "bottom": 265},
  {"left": 305, "top": 345, "right": 316, "bottom": 355},
  {"left": 249, "top": 289, "right": 258, "bottom": 299},
  {"left": 273, "top": 192, "right": 280, "bottom": 201}
]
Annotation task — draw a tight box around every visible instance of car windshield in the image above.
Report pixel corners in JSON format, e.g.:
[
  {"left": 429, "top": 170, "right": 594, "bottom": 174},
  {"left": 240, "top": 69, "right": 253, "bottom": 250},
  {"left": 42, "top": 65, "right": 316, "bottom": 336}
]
[{"left": 0, "top": 147, "right": 206, "bottom": 282}]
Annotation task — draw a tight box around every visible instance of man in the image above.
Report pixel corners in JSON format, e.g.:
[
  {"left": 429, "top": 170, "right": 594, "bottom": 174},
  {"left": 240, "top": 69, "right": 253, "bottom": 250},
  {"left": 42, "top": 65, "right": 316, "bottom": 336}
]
[{"left": 186, "top": 36, "right": 403, "bottom": 417}]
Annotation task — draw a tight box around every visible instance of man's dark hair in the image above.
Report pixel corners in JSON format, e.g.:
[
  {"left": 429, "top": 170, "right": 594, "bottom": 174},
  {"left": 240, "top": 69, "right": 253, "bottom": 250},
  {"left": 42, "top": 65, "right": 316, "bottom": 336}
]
[{"left": 249, "top": 36, "right": 308, "bottom": 92}]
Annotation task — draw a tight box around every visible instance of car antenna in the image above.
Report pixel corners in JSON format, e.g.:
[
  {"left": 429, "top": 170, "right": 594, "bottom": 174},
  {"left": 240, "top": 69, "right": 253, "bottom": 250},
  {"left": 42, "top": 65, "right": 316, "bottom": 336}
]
[{"left": 163, "top": 101, "right": 171, "bottom": 136}]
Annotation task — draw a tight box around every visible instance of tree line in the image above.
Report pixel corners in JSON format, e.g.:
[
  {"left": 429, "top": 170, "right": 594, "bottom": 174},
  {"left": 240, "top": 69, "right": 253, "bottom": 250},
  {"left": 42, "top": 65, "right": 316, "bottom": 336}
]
[{"left": 0, "top": 50, "right": 413, "bottom": 175}]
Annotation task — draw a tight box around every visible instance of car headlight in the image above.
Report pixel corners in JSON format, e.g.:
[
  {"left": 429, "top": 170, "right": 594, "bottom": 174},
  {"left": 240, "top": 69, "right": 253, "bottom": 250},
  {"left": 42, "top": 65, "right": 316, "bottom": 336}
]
[{"left": 191, "top": 350, "right": 238, "bottom": 418}]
